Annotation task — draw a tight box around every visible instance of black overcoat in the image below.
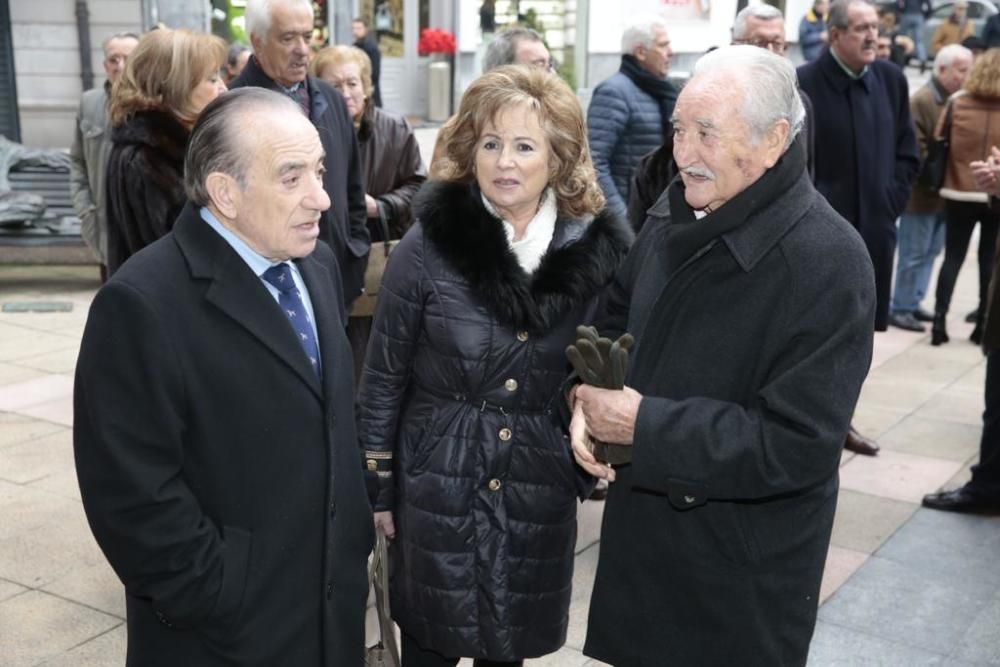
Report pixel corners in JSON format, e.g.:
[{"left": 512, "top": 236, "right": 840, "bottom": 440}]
[
  {"left": 230, "top": 57, "right": 371, "bottom": 307},
  {"left": 74, "top": 204, "right": 375, "bottom": 665},
  {"left": 357, "top": 181, "right": 632, "bottom": 661},
  {"left": 797, "top": 50, "right": 919, "bottom": 330},
  {"left": 583, "top": 163, "right": 875, "bottom": 666}
]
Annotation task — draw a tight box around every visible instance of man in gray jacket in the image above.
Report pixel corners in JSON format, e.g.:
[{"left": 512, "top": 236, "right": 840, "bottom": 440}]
[{"left": 69, "top": 32, "right": 138, "bottom": 281}]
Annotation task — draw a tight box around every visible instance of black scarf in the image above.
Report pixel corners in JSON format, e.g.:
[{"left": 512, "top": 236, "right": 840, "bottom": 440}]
[
  {"left": 620, "top": 54, "right": 678, "bottom": 138},
  {"left": 628, "top": 143, "right": 806, "bottom": 389}
]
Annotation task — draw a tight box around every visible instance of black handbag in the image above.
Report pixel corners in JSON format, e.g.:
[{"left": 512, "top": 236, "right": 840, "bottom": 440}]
[
  {"left": 919, "top": 99, "right": 955, "bottom": 193},
  {"left": 365, "top": 529, "right": 400, "bottom": 667}
]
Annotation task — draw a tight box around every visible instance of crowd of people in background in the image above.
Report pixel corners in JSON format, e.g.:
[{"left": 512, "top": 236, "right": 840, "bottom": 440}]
[{"left": 67, "top": 0, "right": 1000, "bottom": 664}]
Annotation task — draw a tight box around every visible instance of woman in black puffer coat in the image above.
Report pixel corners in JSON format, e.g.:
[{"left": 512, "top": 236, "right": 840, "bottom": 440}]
[{"left": 357, "top": 66, "right": 632, "bottom": 666}]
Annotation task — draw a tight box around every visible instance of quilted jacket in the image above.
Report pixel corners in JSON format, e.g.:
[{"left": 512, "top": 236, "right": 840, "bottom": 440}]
[
  {"left": 356, "top": 180, "right": 631, "bottom": 661},
  {"left": 587, "top": 72, "right": 666, "bottom": 221}
]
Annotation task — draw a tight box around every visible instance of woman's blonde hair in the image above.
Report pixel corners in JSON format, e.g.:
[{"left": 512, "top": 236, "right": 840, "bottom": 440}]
[
  {"left": 109, "top": 28, "right": 226, "bottom": 127},
  {"left": 437, "top": 65, "right": 605, "bottom": 219},
  {"left": 310, "top": 45, "right": 373, "bottom": 99},
  {"left": 964, "top": 48, "right": 1000, "bottom": 99}
]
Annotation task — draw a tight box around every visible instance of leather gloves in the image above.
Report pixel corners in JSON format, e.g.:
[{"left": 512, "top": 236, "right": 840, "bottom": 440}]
[{"left": 566, "top": 326, "right": 634, "bottom": 465}]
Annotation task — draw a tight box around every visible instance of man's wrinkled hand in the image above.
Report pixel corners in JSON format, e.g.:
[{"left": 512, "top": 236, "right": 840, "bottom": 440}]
[
  {"left": 570, "top": 401, "right": 615, "bottom": 481},
  {"left": 576, "top": 385, "right": 642, "bottom": 445}
]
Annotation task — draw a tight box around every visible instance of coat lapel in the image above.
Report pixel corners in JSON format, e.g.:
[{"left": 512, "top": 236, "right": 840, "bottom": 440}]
[{"left": 173, "top": 205, "right": 323, "bottom": 400}]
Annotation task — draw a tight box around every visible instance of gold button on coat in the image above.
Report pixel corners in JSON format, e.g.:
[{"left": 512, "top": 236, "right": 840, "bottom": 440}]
[
  {"left": 516, "top": 330, "right": 529, "bottom": 342},
  {"left": 499, "top": 427, "right": 512, "bottom": 442},
  {"left": 504, "top": 378, "right": 518, "bottom": 392},
  {"left": 488, "top": 478, "right": 502, "bottom": 491},
  {"left": 366, "top": 459, "right": 378, "bottom": 471}
]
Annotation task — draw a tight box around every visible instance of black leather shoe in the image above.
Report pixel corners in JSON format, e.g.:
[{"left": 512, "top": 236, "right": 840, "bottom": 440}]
[
  {"left": 913, "top": 308, "right": 934, "bottom": 322},
  {"left": 844, "top": 426, "right": 879, "bottom": 456},
  {"left": 889, "top": 312, "right": 926, "bottom": 332},
  {"left": 966, "top": 308, "right": 980, "bottom": 324},
  {"left": 922, "top": 487, "right": 1000, "bottom": 514},
  {"left": 931, "top": 313, "right": 949, "bottom": 346}
]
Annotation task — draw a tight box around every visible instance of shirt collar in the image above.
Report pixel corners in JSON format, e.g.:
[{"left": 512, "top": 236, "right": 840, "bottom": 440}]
[
  {"left": 830, "top": 47, "right": 869, "bottom": 80},
  {"left": 199, "top": 207, "right": 282, "bottom": 277}
]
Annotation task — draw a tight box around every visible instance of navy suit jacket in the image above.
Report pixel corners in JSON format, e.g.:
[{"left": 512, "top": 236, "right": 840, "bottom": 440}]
[{"left": 798, "top": 50, "right": 919, "bottom": 330}]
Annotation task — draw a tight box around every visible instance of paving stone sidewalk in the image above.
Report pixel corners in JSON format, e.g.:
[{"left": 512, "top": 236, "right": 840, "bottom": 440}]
[{"left": 0, "top": 243, "right": 997, "bottom": 666}]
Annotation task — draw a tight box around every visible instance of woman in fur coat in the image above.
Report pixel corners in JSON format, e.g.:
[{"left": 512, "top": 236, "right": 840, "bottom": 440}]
[
  {"left": 105, "top": 28, "right": 226, "bottom": 275},
  {"left": 356, "top": 66, "right": 632, "bottom": 667}
]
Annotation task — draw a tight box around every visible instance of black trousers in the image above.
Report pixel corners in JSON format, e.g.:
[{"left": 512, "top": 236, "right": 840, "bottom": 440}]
[
  {"left": 971, "top": 351, "right": 1000, "bottom": 499},
  {"left": 401, "top": 633, "right": 524, "bottom": 667},
  {"left": 934, "top": 200, "right": 1000, "bottom": 316}
]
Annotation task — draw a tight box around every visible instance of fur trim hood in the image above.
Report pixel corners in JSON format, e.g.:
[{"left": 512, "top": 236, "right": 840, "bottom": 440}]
[
  {"left": 110, "top": 110, "right": 189, "bottom": 164},
  {"left": 413, "top": 180, "right": 633, "bottom": 331}
]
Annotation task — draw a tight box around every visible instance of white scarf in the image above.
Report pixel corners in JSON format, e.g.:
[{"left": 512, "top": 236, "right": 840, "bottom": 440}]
[{"left": 482, "top": 187, "right": 557, "bottom": 274}]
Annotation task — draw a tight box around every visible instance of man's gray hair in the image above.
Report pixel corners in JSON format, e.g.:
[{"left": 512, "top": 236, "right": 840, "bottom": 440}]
[
  {"left": 245, "top": 0, "right": 313, "bottom": 42},
  {"left": 692, "top": 45, "right": 805, "bottom": 149},
  {"left": 101, "top": 32, "right": 140, "bottom": 54},
  {"left": 732, "top": 5, "right": 784, "bottom": 41},
  {"left": 827, "top": 0, "right": 872, "bottom": 31},
  {"left": 184, "top": 88, "right": 304, "bottom": 207},
  {"left": 934, "top": 43, "right": 972, "bottom": 72},
  {"left": 482, "top": 27, "right": 544, "bottom": 72},
  {"left": 621, "top": 17, "right": 669, "bottom": 55}
]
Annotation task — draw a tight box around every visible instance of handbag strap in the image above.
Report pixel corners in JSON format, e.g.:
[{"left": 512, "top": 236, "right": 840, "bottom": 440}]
[
  {"left": 376, "top": 203, "right": 393, "bottom": 258},
  {"left": 369, "top": 528, "right": 401, "bottom": 665}
]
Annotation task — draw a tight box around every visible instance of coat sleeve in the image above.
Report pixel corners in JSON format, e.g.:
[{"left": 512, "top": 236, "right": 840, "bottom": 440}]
[
  {"left": 356, "top": 227, "right": 427, "bottom": 511},
  {"left": 628, "top": 228, "right": 875, "bottom": 503},
  {"left": 798, "top": 18, "right": 825, "bottom": 52},
  {"left": 375, "top": 117, "right": 427, "bottom": 238},
  {"left": 888, "top": 73, "right": 920, "bottom": 219},
  {"left": 336, "top": 93, "right": 372, "bottom": 260},
  {"left": 73, "top": 281, "right": 245, "bottom": 629},
  {"left": 587, "top": 84, "right": 631, "bottom": 221},
  {"left": 69, "top": 103, "right": 95, "bottom": 221}
]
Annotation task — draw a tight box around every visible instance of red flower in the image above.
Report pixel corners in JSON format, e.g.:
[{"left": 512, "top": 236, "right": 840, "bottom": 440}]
[{"left": 418, "top": 28, "right": 456, "bottom": 56}]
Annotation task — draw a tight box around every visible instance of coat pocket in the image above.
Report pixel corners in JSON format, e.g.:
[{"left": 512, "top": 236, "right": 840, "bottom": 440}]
[{"left": 210, "top": 525, "right": 252, "bottom": 633}]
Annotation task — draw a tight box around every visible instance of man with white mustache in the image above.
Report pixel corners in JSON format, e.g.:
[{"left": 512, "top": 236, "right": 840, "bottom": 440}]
[
  {"left": 571, "top": 46, "right": 875, "bottom": 664},
  {"left": 231, "top": 0, "right": 370, "bottom": 312}
]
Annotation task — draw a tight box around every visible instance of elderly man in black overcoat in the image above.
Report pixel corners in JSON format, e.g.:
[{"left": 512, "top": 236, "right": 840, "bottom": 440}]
[
  {"left": 797, "top": 0, "right": 919, "bottom": 333},
  {"left": 231, "top": 0, "right": 370, "bottom": 309},
  {"left": 73, "top": 89, "right": 374, "bottom": 665},
  {"left": 569, "top": 46, "right": 875, "bottom": 665}
]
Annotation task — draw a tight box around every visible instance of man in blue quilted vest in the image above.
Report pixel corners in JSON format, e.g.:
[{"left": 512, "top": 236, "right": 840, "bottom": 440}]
[{"left": 587, "top": 17, "right": 678, "bottom": 222}]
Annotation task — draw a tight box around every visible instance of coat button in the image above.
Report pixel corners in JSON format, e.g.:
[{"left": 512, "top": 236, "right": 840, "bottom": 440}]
[
  {"left": 684, "top": 495, "right": 696, "bottom": 504},
  {"left": 504, "top": 378, "right": 518, "bottom": 392},
  {"left": 499, "top": 427, "right": 512, "bottom": 442},
  {"left": 326, "top": 583, "right": 333, "bottom": 599},
  {"left": 516, "top": 330, "right": 529, "bottom": 342},
  {"left": 488, "top": 478, "right": 502, "bottom": 491},
  {"left": 366, "top": 459, "right": 378, "bottom": 471}
]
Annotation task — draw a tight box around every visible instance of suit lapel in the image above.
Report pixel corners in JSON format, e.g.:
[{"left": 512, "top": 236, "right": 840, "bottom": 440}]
[
  {"left": 296, "top": 253, "right": 345, "bottom": 402},
  {"left": 174, "top": 206, "right": 323, "bottom": 400}
]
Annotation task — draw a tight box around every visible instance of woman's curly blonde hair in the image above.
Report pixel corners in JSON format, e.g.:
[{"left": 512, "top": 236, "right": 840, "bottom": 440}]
[
  {"left": 109, "top": 28, "right": 226, "bottom": 127},
  {"left": 436, "top": 65, "right": 605, "bottom": 219},
  {"left": 965, "top": 48, "right": 1000, "bottom": 100}
]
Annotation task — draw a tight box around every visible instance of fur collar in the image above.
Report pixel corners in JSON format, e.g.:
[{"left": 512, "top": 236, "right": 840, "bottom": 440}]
[
  {"left": 111, "top": 110, "right": 189, "bottom": 165},
  {"left": 414, "top": 180, "right": 633, "bottom": 332}
]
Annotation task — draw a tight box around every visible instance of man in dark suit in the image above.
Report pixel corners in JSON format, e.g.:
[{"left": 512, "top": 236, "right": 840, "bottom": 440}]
[
  {"left": 73, "top": 88, "right": 375, "bottom": 665},
  {"left": 798, "top": 0, "right": 919, "bottom": 456},
  {"left": 232, "top": 0, "right": 370, "bottom": 310}
]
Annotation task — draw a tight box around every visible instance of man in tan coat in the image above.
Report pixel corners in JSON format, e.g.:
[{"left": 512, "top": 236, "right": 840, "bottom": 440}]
[
  {"left": 931, "top": 0, "right": 975, "bottom": 55},
  {"left": 888, "top": 44, "right": 973, "bottom": 331}
]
